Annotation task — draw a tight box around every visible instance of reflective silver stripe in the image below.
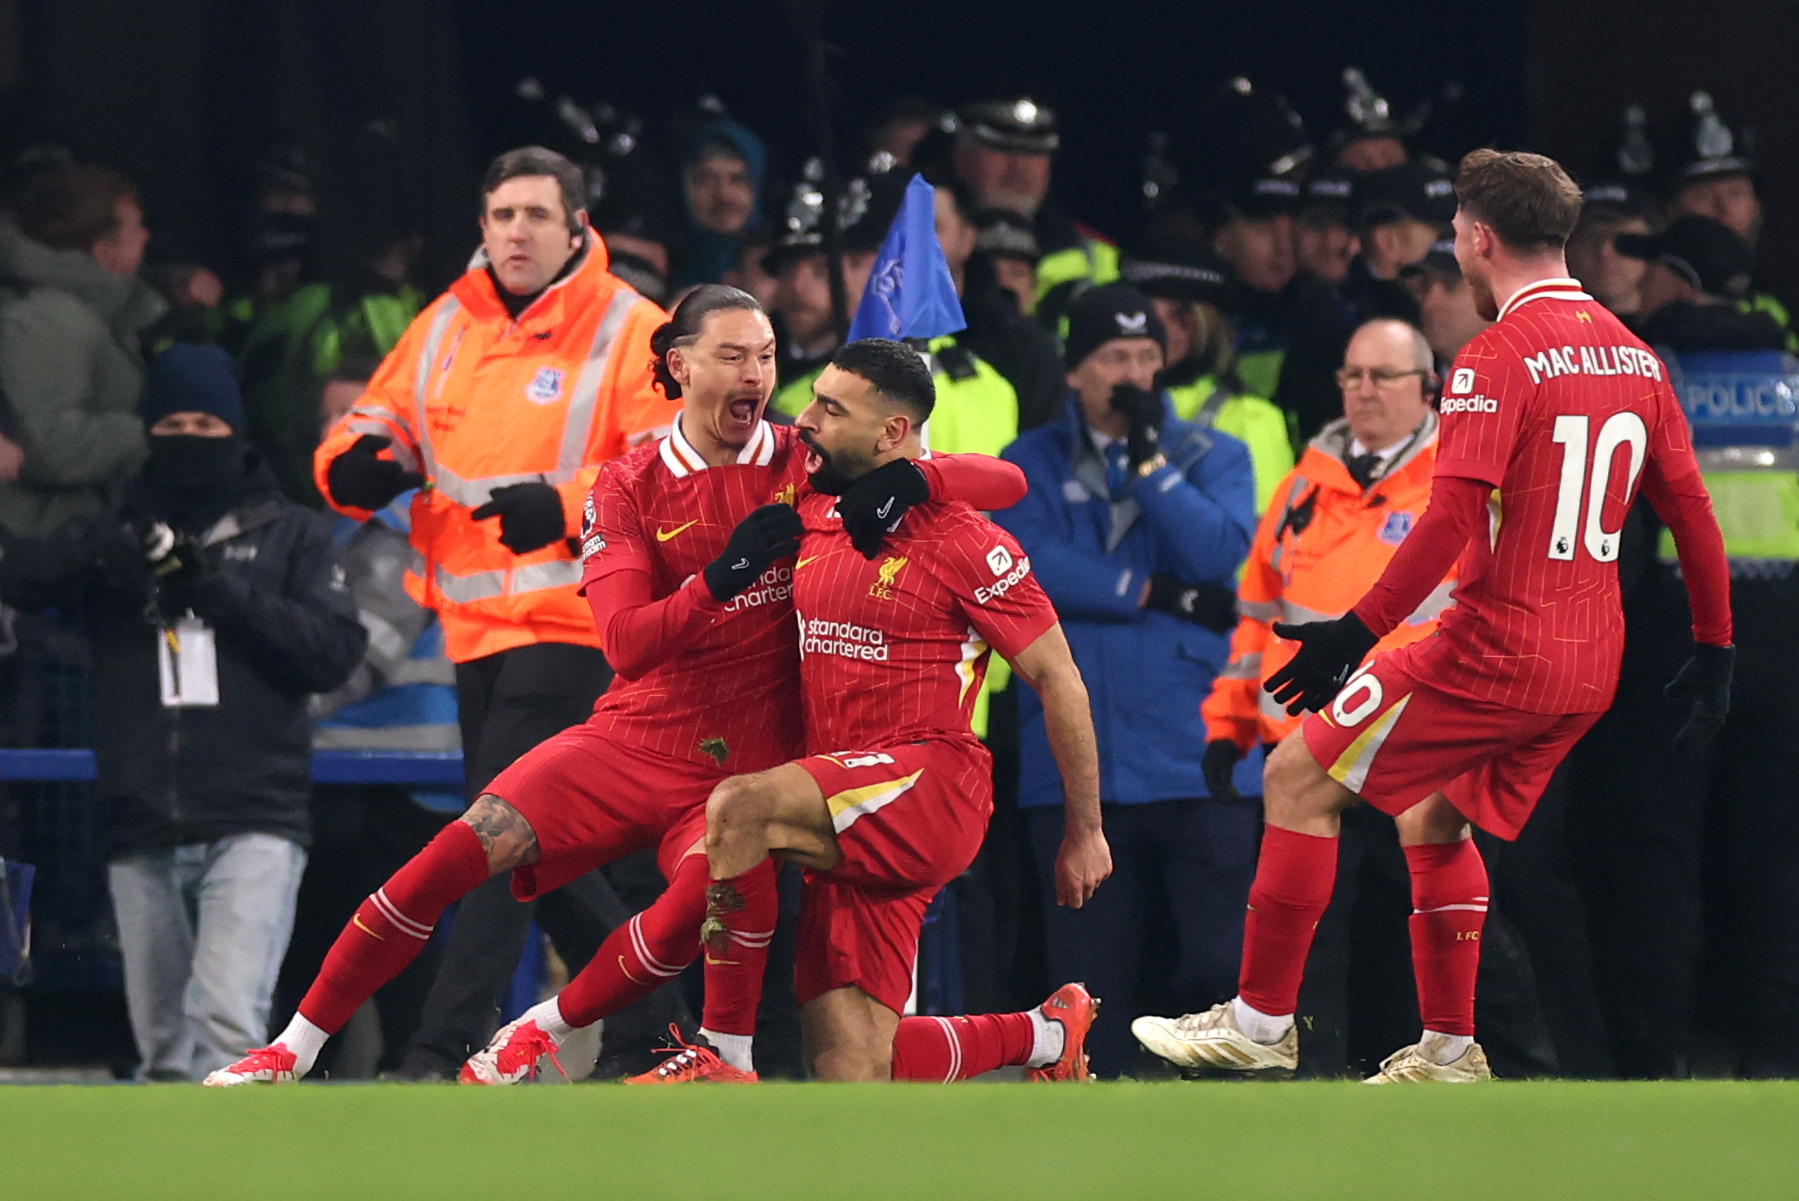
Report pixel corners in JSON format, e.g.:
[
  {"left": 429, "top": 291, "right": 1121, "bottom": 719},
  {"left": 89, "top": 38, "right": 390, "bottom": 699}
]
[
  {"left": 1267, "top": 475, "right": 1313, "bottom": 575},
  {"left": 349, "top": 402, "right": 413, "bottom": 442},
  {"left": 555, "top": 289, "right": 643, "bottom": 480},
  {"left": 1280, "top": 600, "right": 1341, "bottom": 625},
  {"left": 1402, "top": 580, "right": 1457, "bottom": 626},
  {"left": 1219, "top": 653, "right": 1263, "bottom": 681},
  {"left": 434, "top": 566, "right": 508, "bottom": 604},
  {"left": 1259, "top": 689, "right": 1290, "bottom": 723},
  {"left": 1239, "top": 599, "right": 1281, "bottom": 622},
  {"left": 411, "top": 289, "right": 644, "bottom": 511},
  {"left": 510, "top": 559, "right": 583, "bottom": 594},
  {"left": 313, "top": 724, "right": 461, "bottom": 751},
  {"left": 411, "top": 298, "right": 464, "bottom": 482},
  {"left": 431, "top": 558, "right": 584, "bottom": 605}
]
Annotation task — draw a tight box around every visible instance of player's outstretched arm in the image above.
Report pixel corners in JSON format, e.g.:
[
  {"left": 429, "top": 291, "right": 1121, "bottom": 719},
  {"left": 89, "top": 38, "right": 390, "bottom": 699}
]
[
  {"left": 1009, "top": 623, "right": 1110, "bottom": 908},
  {"left": 1264, "top": 475, "right": 1486, "bottom": 715},
  {"left": 1639, "top": 451, "right": 1735, "bottom": 745}
]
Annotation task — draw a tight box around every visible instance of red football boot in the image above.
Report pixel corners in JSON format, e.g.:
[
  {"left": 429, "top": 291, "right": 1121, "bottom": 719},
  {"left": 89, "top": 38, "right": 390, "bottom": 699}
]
[
  {"left": 1027, "top": 982, "right": 1101, "bottom": 1082},
  {"left": 623, "top": 1026, "right": 758, "bottom": 1084}
]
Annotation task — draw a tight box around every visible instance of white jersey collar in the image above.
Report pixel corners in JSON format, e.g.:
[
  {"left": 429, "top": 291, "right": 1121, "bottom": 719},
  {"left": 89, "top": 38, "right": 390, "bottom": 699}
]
[
  {"left": 658, "top": 415, "right": 776, "bottom": 478},
  {"left": 1498, "top": 276, "right": 1592, "bottom": 321}
]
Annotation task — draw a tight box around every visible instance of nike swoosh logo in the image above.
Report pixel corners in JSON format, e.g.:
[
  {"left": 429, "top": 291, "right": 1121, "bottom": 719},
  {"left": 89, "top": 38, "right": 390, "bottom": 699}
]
[
  {"left": 876, "top": 498, "right": 894, "bottom": 519},
  {"left": 655, "top": 520, "right": 698, "bottom": 542},
  {"left": 704, "top": 953, "right": 741, "bottom": 967},
  {"left": 352, "top": 915, "right": 385, "bottom": 941},
  {"left": 619, "top": 955, "right": 647, "bottom": 987},
  {"left": 795, "top": 556, "right": 820, "bottom": 569}
]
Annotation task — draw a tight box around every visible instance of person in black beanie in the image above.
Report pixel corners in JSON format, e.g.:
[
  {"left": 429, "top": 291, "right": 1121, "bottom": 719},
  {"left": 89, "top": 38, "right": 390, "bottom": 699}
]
[{"left": 0, "top": 342, "right": 366, "bottom": 1081}]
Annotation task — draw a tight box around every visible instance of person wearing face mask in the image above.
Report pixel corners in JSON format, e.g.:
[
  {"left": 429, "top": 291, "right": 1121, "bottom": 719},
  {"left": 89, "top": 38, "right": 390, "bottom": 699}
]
[{"left": 0, "top": 342, "right": 367, "bottom": 1081}]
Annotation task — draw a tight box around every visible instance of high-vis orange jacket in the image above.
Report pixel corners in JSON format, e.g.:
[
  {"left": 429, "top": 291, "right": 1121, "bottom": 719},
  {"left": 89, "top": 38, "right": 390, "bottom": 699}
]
[
  {"left": 1202, "top": 412, "right": 1455, "bottom": 750},
  {"left": 314, "top": 236, "right": 674, "bottom": 663}
]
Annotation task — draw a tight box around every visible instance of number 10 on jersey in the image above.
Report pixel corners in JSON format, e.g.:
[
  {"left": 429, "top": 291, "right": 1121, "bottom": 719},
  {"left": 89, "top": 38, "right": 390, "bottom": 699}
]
[{"left": 1548, "top": 412, "right": 1648, "bottom": 563}]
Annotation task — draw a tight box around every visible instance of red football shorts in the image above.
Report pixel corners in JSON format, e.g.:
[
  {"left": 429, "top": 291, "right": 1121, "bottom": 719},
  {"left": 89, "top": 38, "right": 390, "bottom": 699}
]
[
  {"left": 791, "top": 737, "right": 993, "bottom": 1015},
  {"left": 483, "top": 722, "right": 723, "bottom": 900},
  {"left": 1301, "top": 641, "right": 1602, "bottom": 840}
]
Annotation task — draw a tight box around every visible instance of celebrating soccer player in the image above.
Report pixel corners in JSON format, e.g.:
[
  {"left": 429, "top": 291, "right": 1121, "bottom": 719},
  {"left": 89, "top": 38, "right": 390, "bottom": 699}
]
[
  {"left": 206, "top": 289, "right": 1028, "bottom": 1086},
  {"left": 1134, "top": 150, "right": 1734, "bottom": 1083},
  {"left": 695, "top": 339, "right": 1114, "bottom": 1082}
]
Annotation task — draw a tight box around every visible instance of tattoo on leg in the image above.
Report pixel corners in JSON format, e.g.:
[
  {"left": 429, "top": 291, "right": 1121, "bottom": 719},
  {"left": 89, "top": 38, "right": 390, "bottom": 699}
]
[{"left": 461, "top": 795, "right": 537, "bottom": 866}]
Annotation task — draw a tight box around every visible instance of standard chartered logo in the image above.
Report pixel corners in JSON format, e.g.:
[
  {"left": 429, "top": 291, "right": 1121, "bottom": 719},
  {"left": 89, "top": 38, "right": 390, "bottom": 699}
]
[
  {"left": 724, "top": 564, "right": 792, "bottom": 613},
  {"left": 796, "top": 610, "right": 890, "bottom": 661}
]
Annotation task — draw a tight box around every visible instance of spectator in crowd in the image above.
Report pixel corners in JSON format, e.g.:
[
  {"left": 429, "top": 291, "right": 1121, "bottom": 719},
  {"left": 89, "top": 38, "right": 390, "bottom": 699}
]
[
  {"left": 931, "top": 178, "right": 1066, "bottom": 435},
  {"left": 996, "top": 285, "right": 1257, "bottom": 1076},
  {"left": 972, "top": 207, "right": 1043, "bottom": 321},
  {"left": 1328, "top": 69, "right": 1410, "bottom": 173},
  {"left": 1211, "top": 168, "right": 1301, "bottom": 400},
  {"left": 0, "top": 164, "right": 166, "bottom": 537},
  {"left": 1565, "top": 186, "right": 1656, "bottom": 317},
  {"left": 675, "top": 118, "right": 765, "bottom": 289},
  {"left": 1122, "top": 223, "right": 1294, "bottom": 511},
  {"left": 0, "top": 344, "right": 365, "bottom": 1080},
  {"left": 1616, "top": 216, "right": 1785, "bottom": 352},
  {"left": 1579, "top": 212, "right": 1799, "bottom": 1078},
  {"left": 310, "top": 145, "right": 673, "bottom": 1080},
  {"left": 1294, "top": 171, "right": 1358, "bottom": 287},
  {"left": 1339, "top": 160, "right": 1457, "bottom": 327},
  {"left": 722, "top": 226, "right": 778, "bottom": 310},
  {"left": 951, "top": 98, "right": 1119, "bottom": 330},
  {"left": 1401, "top": 238, "right": 1492, "bottom": 368}
]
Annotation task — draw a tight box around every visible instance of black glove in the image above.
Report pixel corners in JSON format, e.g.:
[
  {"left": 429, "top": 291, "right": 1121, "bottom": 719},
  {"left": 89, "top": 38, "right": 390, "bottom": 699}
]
[
  {"left": 1664, "top": 642, "right": 1734, "bottom": 748},
  {"left": 1144, "top": 574, "right": 1238, "bottom": 632},
  {"left": 703, "top": 504, "right": 803, "bottom": 602},
  {"left": 1109, "top": 384, "right": 1164, "bottom": 471},
  {"left": 141, "top": 522, "right": 213, "bottom": 613},
  {"left": 470, "top": 481, "right": 566, "bottom": 554},
  {"left": 325, "top": 435, "right": 425, "bottom": 511},
  {"left": 837, "top": 458, "right": 931, "bottom": 560},
  {"left": 1264, "top": 612, "right": 1379, "bottom": 716},
  {"left": 1203, "top": 739, "right": 1242, "bottom": 802}
]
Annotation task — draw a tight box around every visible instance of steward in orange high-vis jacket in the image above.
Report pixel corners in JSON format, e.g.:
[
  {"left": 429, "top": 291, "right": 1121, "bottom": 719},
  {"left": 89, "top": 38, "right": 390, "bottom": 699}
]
[
  {"left": 309, "top": 146, "right": 675, "bottom": 1081},
  {"left": 1202, "top": 404, "right": 1455, "bottom": 777}
]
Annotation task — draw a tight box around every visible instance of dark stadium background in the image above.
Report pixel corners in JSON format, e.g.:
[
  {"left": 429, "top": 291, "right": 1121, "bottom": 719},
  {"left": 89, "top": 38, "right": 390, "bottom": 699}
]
[{"left": 1, "top": 0, "right": 1794, "bottom": 306}]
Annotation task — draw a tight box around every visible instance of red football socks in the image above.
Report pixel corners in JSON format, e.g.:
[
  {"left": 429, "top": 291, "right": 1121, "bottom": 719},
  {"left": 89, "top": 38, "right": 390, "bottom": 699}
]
[
  {"left": 298, "top": 821, "right": 489, "bottom": 1034},
  {"left": 1404, "top": 839, "right": 1489, "bottom": 1037},
  {"left": 558, "top": 852, "right": 711, "bottom": 1029},
  {"left": 698, "top": 859, "right": 777, "bottom": 1037},
  {"left": 891, "top": 1013, "right": 1037, "bottom": 1082},
  {"left": 1237, "top": 825, "right": 1339, "bottom": 1018}
]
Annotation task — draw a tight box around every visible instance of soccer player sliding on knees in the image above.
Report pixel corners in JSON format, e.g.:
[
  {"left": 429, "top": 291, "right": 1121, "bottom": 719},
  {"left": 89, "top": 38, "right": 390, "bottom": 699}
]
[
  {"left": 1133, "top": 150, "right": 1734, "bottom": 1083},
  {"left": 205, "top": 287, "right": 1029, "bottom": 1086}
]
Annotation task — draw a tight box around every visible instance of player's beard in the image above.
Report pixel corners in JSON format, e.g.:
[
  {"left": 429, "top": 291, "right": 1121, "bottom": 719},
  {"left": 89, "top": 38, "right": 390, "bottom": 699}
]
[
  {"left": 1466, "top": 265, "right": 1500, "bottom": 322},
  {"left": 799, "top": 428, "right": 869, "bottom": 496}
]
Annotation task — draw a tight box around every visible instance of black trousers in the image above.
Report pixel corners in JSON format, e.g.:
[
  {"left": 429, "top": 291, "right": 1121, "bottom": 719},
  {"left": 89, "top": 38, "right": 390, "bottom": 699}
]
[
  {"left": 399, "top": 641, "right": 686, "bottom": 1077},
  {"left": 1026, "top": 796, "right": 1259, "bottom": 1078},
  {"left": 1578, "top": 574, "right": 1799, "bottom": 1077}
]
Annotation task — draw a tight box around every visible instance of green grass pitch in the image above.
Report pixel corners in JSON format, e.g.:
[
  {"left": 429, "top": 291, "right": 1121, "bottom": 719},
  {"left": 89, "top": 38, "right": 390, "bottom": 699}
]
[{"left": 6, "top": 1080, "right": 1797, "bottom": 1199}]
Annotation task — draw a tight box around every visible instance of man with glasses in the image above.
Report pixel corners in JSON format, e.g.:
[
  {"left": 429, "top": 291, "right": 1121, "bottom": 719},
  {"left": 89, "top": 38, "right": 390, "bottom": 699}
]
[{"left": 1185, "top": 318, "right": 1454, "bottom": 1074}]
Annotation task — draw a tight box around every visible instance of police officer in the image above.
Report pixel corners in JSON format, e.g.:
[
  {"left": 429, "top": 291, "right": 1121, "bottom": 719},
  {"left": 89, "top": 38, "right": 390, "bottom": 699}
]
[
  {"left": 950, "top": 98, "right": 1119, "bottom": 331},
  {"left": 1338, "top": 160, "right": 1457, "bottom": 327},
  {"left": 1400, "top": 238, "right": 1492, "bottom": 369},
  {"left": 973, "top": 207, "right": 1043, "bottom": 321}
]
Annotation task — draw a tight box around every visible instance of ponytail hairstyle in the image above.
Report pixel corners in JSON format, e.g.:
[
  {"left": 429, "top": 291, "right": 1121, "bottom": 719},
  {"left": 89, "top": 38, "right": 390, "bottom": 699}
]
[{"left": 649, "top": 283, "right": 766, "bottom": 398}]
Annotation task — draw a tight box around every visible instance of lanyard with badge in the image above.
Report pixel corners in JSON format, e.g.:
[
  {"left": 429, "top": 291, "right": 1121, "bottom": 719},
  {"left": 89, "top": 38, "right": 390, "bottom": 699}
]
[{"left": 143, "top": 522, "right": 220, "bottom": 707}]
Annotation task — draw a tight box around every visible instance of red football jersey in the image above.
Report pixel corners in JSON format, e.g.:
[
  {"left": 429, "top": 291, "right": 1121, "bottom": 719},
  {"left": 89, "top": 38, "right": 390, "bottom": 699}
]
[
  {"left": 1416, "top": 277, "right": 1705, "bottom": 713},
  {"left": 791, "top": 490, "right": 1059, "bottom": 753},
  {"left": 580, "top": 418, "right": 806, "bottom": 774}
]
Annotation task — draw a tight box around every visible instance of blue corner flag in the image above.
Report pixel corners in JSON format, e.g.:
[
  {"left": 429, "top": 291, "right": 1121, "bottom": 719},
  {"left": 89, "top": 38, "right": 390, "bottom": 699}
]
[{"left": 846, "top": 174, "right": 967, "bottom": 344}]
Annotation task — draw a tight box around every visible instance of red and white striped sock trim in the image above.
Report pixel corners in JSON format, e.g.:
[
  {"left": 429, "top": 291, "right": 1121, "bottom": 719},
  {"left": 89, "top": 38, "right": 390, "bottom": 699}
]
[
  {"left": 627, "top": 914, "right": 686, "bottom": 980},
  {"left": 1414, "top": 896, "right": 1490, "bottom": 915},
  {"left": 370, "top": 888, "right": 434, "bottom": 941},
  {"left": 931, "top": 1017, "right": 963, "bottom": 1083},
  {"left": 727, "top": 928, "right": 775, "bottom": 950}
]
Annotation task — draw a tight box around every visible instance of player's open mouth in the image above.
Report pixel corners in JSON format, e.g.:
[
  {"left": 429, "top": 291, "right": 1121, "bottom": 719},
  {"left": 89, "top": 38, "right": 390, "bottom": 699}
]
[{"left": 726, "top": 397, "right": 758, "bottom": 424}]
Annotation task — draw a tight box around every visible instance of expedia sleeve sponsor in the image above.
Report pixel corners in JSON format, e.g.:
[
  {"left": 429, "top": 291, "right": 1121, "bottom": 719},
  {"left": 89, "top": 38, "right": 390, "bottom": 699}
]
[
  {"left": 797, "top": 611, "right": 890, "bottom": 661},
  {"left": 974, "top": 553, "right": 1033, "bottom": 605}
]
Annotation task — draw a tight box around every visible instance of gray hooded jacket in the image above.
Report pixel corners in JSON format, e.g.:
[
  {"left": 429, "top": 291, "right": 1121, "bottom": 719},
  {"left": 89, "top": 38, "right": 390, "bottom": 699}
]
[{"left": 0, "top": 218, "right": 168, "bottom": 536}]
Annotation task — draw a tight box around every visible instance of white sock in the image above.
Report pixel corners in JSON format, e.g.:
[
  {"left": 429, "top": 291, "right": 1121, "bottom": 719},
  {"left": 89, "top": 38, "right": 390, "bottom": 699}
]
[
  {"left": 699, "top": 1028, "right": 754, "bottom": 1073},
  {"left": 1026, "top": 1009, "right": 1065, "bottom": 1069},
  {"left": 1418, "top": 1030, "right": 1473, "bottom": 1066},
  {"left": 1232, "top": 996, "right": 1294, "bottom": 1046},
  {"left": 274, "top": 1014, "right": 328, "bottom": 1078},
  {"left": 522, "top": 998, "right": 572, "bottom": 1044}
]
